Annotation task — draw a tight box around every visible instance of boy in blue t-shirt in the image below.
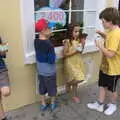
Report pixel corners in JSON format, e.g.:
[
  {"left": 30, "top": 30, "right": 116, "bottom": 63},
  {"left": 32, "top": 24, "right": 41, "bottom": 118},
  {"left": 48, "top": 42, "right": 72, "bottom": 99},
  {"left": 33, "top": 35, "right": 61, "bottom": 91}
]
[{"left": 34, "top": 19, "right": 57, "bottom": 111}]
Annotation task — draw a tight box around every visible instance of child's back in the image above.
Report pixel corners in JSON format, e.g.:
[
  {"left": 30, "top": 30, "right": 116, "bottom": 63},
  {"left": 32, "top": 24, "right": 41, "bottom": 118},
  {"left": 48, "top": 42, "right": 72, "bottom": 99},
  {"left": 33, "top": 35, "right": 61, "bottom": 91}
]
[
  {"left": 34, "top": 38, "right": 56, "bottom": 76},
  {"left": 34, "top": 19, "right": 57, "bottom": 111}
]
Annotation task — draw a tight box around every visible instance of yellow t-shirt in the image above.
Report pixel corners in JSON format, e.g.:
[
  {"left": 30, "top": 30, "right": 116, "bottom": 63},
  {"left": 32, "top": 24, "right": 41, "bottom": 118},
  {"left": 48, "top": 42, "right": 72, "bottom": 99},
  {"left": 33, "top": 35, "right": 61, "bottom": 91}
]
[{"left": 101, "top": 28, "right": 120, "bottom": 75}]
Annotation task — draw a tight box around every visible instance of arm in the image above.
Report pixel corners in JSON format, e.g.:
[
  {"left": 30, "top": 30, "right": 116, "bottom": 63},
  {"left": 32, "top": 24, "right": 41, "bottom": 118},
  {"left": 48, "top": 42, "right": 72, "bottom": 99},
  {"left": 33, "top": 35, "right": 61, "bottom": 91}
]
[
  {"left": 96, "top": 30, "right": 107, "bottom": 39},
  {"left": 63, "top": 40, "right": 78, "bottom": 58},
  {"left": 96, "top": 32, "right": 120, "bottom": 58},
  {"left": 99, "top": 47, "right": 115, "bottom": 58},
  {"left": 0, "top": 51, "right": 6, "bottom": 58},
  {"left": 79, "top": 33, "right": 88, "bottom": 53},
  {"left": 80, "top": 38, "right": 86, "bottom": 53},
  {"left": 47, "top": 47, "right": 56, "bottom": 64},
  {"left": 64, "top": 50, "right": 78, "bottom": 58},
  {"left": 0, "top": 42, "right": 8, "bottom": 58},
  {"left": 0, "top": 47, "right": 7, "bottom": 58},
  {"left": 95, "top": 40, "right": 116, "bottom": 58}
]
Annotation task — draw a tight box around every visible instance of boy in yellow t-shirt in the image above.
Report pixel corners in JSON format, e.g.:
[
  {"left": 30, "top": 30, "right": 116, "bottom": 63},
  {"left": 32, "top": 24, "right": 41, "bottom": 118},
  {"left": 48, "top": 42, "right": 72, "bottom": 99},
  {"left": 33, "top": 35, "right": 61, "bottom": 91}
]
[{"left": 87, "top": 7, "right": 120, "bottom": 116}]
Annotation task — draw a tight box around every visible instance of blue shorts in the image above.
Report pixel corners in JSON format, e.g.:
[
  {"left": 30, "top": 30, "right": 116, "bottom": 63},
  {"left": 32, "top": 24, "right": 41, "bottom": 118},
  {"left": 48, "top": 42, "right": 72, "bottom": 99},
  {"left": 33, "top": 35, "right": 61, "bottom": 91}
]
[{"left": 38, "top": 74, "right": 57, "bottom": 96}]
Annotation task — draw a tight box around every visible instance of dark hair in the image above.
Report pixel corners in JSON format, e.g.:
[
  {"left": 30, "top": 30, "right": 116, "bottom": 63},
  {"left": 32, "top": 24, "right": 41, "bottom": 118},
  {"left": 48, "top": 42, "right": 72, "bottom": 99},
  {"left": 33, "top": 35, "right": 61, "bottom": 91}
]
[
  {"left": 66, "top": 23, "right": 88, "bottom": 45},
  {"left": 0, "top": 37, "right": 2, "bottom": 44},
  {"left": 66, "top": 23, "right": 82, "bottom": 44},
  {"left": 99, "top": 7, "right": 120, "bottom": 25}
]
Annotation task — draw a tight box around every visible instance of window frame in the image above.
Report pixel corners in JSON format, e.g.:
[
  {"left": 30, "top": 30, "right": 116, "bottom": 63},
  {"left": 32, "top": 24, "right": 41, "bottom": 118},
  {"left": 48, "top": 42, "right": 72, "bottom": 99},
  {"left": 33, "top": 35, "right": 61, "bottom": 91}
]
[
  {"left": 113, "top": 0, "right": 119, "bottom": 8},
  {"left": 34, "top": 0, "right": 98, "bottom": 32},
  {"left": 20, "top": 0, "right": 107, "bottom": 64}
]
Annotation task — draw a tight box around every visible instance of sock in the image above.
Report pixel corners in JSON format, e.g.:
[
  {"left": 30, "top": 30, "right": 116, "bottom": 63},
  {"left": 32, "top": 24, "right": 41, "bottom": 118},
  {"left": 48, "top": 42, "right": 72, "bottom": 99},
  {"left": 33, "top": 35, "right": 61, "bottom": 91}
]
[
  {"left": 111, "top": 102, "right": 117, "bottom": 105},
  {"left": 97, "top": 100, "right": 103, "bottom": 105}
]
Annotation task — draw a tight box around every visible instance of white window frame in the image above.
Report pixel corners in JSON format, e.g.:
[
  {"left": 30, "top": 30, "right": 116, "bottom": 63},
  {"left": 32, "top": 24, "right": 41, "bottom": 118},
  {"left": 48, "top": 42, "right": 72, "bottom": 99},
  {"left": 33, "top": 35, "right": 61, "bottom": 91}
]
[
  {"left": 20, "top": 0, "right": 107, "bottom": 64},
  {"left": 113, "top": 0, "right": 119, "bottom": 8}
]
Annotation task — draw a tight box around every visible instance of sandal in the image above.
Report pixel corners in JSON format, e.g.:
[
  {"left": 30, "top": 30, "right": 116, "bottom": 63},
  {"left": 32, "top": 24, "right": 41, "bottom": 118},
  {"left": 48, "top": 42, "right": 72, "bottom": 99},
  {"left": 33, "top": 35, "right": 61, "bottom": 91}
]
[
  {"left": 51, "top": 103, "right": 57, "bottom": 111},
  {"left": 40, "top": 104, "right": 48, "bottom": 111}
]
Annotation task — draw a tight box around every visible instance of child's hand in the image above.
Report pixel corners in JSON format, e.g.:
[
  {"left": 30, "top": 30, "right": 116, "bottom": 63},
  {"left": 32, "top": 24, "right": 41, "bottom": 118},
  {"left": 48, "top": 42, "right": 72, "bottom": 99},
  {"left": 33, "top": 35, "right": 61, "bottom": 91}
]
[
  {"left": 95, "top": 40, "right": 104, "bottom": 49},
  {"left": 77, "top": 43, "right": 82, "bottom": 47},
  {"left": 0, "top": 43, "right": 8, "bottom": 52},
  {"left": 94, "top": 34, "right": 102, "bottom": 41},
  {"left": 62, "top": 40, "right": 66, "bottom": 45},
  {"left": 96, "top": 30, "right": 102, "bottom": 34},
  {"left": 80, "top": 38, "right": 86, "bottom": 45},
  {"left": 80, "top": 33, "right": 87, "bottom": 45},
  {"left": 96, "top": 30, "right": 106, "bottom": 39},
  {"left": 0, "top": 51, "right": 6, "bottom": 55}
]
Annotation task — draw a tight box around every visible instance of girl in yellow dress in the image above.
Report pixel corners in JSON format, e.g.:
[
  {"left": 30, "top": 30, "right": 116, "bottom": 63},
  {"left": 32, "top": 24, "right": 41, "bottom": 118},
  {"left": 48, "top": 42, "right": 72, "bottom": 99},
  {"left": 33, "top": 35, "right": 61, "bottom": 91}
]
[{"left": 63, "top": 23, "right": 87, "bottom": 103}]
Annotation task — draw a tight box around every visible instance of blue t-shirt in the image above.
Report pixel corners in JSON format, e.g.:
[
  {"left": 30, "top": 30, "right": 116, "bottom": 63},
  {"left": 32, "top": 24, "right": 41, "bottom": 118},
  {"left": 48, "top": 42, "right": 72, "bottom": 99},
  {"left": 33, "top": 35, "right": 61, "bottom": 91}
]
[
  {"left": 34, "top": 38, "right": 56, "bottom": 76},
  {"left": 0, "top": 55, "right": 6, "bottom": 71}
]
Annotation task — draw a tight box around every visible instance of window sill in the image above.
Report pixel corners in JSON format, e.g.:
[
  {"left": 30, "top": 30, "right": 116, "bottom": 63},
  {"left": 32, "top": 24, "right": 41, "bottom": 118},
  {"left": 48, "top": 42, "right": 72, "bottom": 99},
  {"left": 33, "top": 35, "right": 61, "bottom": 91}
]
[
  {"left": 55, "top": 41, "right": 99, "bottom": 59},
  {"left": 25, "top": 41, "right": 99, "bottom": 64}
]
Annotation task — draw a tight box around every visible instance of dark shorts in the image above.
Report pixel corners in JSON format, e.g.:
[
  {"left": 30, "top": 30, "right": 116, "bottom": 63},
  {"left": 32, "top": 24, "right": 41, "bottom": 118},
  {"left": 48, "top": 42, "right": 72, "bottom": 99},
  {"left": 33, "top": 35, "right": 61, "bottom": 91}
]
[
  {"left": 38, "top": 74, "right": 57, "bottom": 96},
  {"left": 98, "top": 71, "right": 120, "bottom": 92},
  {"left": 0, "top": 69, "right": 9, "bottom": 87}
]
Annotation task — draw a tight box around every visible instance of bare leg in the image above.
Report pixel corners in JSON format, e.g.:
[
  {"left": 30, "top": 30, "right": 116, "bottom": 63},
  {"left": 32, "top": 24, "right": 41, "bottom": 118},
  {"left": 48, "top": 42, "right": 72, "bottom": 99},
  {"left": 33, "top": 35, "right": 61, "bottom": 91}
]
[
  {"left": 108, "top": 91, "right": 117, "bottom": 103},
  {"left": 65, "top": 81, "right": 75, "bottom": 98},
  {"left": 40, "top": 95, "right": 46, "bottom": 105},
  {"left": 72, "top": 80, "right": 81, "bottom": 97},
  {"left": 1, "top": 86, "right": 10, "bottom": 97},
  {"left": 111, "top": 92, "right": 117, "bottom": 103},
  {"left": 98, "top": 87, "right": 106, "bottom": 103},
  {"left": 72, "top": 84, "right": 77, "bottom": 97},
  {"left": 72, "top": 83, "right": 80, "bottom": 103},
  {"left": 0, "top": 86, "right": 10, "bottom": 119},
  {"left": 51, "top": 96, "right": 56, "bottom": 104},
  {"left": 65, "top": 83, "right": 71, "bottom": 93},
  {"left": 50, "top": 96, "right": 57, "bottom": 111},
  {"left": 0, "top": 93, "right": 6, "bottom": 120}
]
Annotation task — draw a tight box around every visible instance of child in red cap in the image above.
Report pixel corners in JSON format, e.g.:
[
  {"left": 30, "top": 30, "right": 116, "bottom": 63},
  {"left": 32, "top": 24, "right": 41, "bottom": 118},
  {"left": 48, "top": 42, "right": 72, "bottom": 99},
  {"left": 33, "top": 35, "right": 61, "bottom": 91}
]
[
  {"left": 34, "top": 19, "right": 57, "bottom": 111},
  {"left": 35, "top": 19, "right": 48, "bottom": 32}
]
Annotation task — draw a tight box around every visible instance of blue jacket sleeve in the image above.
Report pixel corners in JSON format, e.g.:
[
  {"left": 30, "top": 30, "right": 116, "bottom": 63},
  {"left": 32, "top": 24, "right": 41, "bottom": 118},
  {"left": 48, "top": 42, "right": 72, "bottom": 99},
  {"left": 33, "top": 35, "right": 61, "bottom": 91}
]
[{"left": 47, "top": 47, "right": 56, "bottom": 64}]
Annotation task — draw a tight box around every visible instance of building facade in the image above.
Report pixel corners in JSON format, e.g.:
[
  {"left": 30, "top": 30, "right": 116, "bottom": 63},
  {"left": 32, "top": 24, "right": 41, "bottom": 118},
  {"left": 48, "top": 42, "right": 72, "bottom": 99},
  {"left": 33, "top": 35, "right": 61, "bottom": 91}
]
[{"left": 0, "top": 0, "right": 119, "bottom": 111}]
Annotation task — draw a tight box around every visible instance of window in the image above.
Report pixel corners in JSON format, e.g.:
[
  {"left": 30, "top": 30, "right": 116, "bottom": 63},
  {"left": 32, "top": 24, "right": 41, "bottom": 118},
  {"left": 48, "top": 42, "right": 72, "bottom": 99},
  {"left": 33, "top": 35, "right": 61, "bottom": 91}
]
[
  {"left": 20, "top": 0, "right": 106, "bottom": 64},
  {"left": 34, "top": 0, "right": 97, "bottom": 46}
]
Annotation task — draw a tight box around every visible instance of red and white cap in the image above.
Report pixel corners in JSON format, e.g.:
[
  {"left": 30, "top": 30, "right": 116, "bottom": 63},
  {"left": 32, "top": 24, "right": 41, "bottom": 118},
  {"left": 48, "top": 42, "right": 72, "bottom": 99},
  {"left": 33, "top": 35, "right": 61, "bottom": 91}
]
[{"left": 35, "top": 18, "right": 48, "bottom": 32}]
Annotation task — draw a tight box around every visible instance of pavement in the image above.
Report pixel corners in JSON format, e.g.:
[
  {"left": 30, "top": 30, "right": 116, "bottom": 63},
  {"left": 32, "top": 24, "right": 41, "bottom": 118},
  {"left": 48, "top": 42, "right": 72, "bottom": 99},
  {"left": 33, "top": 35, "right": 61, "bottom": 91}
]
[{"left": 6, "top": 81, "right": 120, "bottom": 120}]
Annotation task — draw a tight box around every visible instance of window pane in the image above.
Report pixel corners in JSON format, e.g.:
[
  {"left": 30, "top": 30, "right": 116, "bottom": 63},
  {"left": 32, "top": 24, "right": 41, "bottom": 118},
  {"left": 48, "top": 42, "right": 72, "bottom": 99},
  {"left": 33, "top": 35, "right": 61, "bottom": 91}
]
[
  {"left": 84, "top": 28, "right": 95, "bottom": 42},
  {"left": 34, "top": 0, "right": 97, "bottom": 46},
  {"left": 34, "top": 0, "right": 70, "bottom": 46},
  {"left": 72, "top": 0, "right": 84, "bottom": 10},
  {"left": 71, "top": 0, "right": 84, "bottom": 23},
  {"left": 34, "top": 0, "right": 49, "bottom": 10},
  {"left": 84, "top": 0, "right": 97, "bottom": 9},
  {"left": 84, "top": 12, "right": 96, "bottom": 26},
  {"left": 34, "top": 0, "right": 69, "bottom": 30},
  {"left": 55, "top": 0, "right": 69, "bottom": 10},
  {"left": 71, "top": 12, "right": 83, "bottom": 26},
  {"left": 34, "top": 0, "right": 69, "bottom": 10}
]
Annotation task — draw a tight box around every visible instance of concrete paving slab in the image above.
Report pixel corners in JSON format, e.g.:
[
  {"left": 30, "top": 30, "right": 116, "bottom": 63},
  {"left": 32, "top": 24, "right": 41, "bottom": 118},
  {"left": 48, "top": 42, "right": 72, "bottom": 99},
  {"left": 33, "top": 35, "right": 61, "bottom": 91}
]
[{"left": 6, "top": 82, "right": 120, "bottom": 120}]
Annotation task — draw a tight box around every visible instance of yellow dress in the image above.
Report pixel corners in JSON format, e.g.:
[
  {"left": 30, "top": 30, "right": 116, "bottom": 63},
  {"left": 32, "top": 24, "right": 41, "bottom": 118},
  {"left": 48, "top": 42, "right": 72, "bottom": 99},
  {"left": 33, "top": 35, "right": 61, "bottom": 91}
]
[{"left": 63, "top": 39, "right": 85, "bottom": 82}]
